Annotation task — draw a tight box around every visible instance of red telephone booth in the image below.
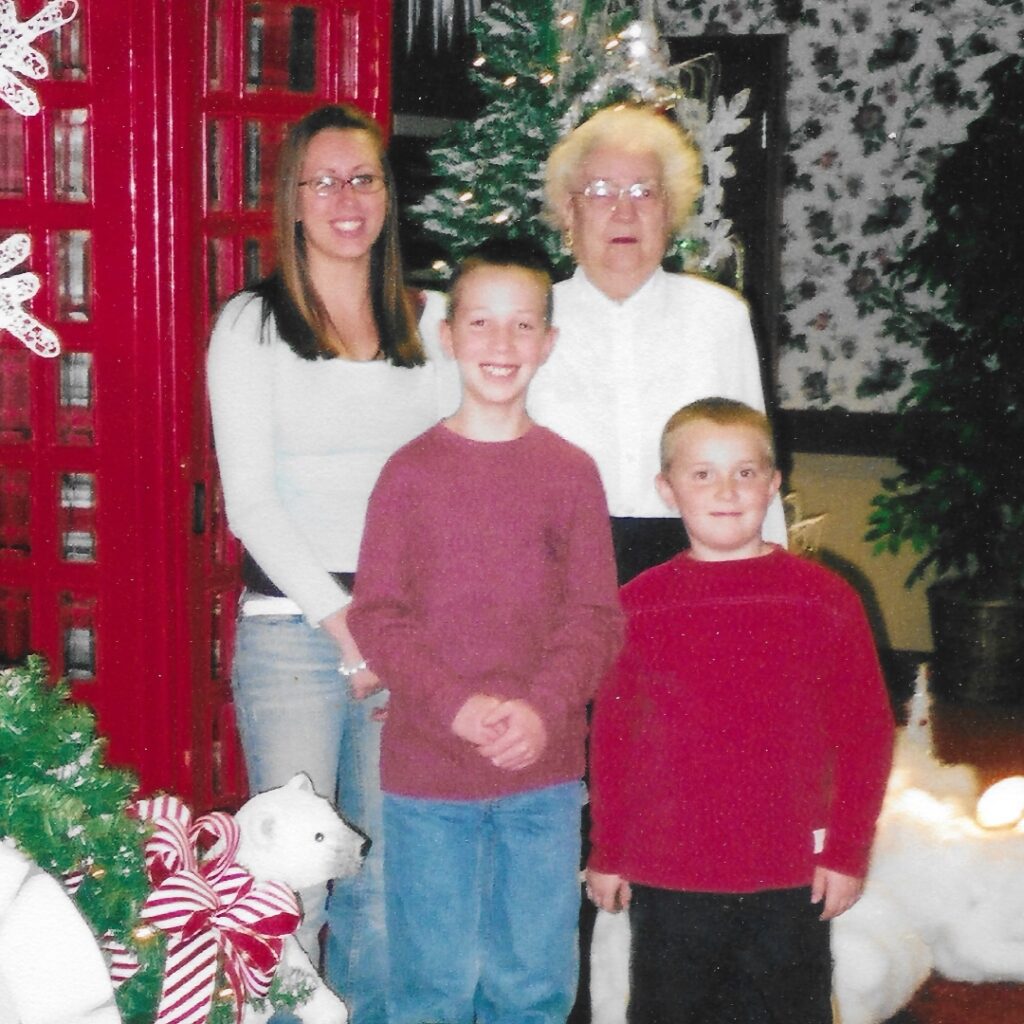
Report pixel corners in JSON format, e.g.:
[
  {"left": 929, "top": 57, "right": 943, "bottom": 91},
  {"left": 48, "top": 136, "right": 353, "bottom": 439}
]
[{"left": 0, "top": 0, "right": 393, "bottom": 811}]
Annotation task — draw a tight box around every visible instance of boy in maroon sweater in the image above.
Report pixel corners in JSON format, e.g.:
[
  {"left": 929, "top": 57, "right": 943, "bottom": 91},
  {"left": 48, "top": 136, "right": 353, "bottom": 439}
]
[
  {"left": 586, "top": 398, "right": 894, "bottom": 1024},
  {"left": 348, "top": 240, "right": 623, "bottom": 1024}
]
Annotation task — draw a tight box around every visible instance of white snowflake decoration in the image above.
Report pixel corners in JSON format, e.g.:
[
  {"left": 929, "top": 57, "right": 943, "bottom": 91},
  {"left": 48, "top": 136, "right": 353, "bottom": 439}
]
[
  {"left": 0, "top": 0, "right": 79, "bottom": 117},
  {"left": 0, "top": 232, "right": 60, "bottom": 358},
  {"left": 687, "top": 88, "right": 751, "bottom": 271}
]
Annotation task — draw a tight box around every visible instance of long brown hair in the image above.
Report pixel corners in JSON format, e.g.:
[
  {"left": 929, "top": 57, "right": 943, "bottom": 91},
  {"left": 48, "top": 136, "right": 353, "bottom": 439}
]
[{"left": 270, "top": 103, "right": 424, "bottom": 366}]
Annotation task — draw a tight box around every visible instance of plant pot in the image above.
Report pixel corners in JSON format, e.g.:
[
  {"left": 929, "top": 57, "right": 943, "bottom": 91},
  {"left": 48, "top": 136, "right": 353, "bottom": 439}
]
[{"left": 927, "top": 582, "right": 1024, "bottom": 704}]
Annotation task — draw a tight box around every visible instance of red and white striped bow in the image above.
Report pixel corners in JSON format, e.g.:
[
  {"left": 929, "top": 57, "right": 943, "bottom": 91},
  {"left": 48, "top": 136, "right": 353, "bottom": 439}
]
[{"left": 135, "top": 795, "right": 301, "bottom": 1024}]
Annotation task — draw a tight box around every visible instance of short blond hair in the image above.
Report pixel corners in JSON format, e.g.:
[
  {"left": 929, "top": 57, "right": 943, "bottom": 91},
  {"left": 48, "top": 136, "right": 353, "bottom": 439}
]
[
  {"left": 660, "top": 398, "right": 776, "bottom": 471},
  {"left": 544, "top": 105, "right": 702, "bottom": 234}
]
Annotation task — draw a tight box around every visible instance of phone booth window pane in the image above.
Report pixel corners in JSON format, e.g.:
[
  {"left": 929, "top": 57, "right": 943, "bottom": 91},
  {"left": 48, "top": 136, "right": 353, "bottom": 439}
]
[
  {"left": 0, "top": 109, "right": 25, "bottom": 197},
  {"left": 0, "top": 346, "right": 31, "bottom": 442},
  {"left": 243, "top": 237, "right": 272, "bottom": 285},
  {"left": 208, "top": 237, "right": 235, "bottom": 312},
  {"left": 207, "top": 120, "right": 224, "bottom": 211},
  {"left": 52, "top": 230, "right": 92, "bottom": 321},
  {"left": 59, "top": 352, "right": 92, "bottom": 408},
  {"left": 0, "top": 469, "right": 31, "bottom": 557},
  {"left": 57, "top": 351, "right": 95, "bottom": 446},
  {"left": 245, "top": 3, "right": 317, "bottom": 93},
  {"left": 208, "top": 0, "right": 224, "bottom": 90},
  {"left": 0, "top": 589, "right": 30, "bottom": 664},
  {"left": 243, "top": 120, "right": 286, "bottom": 210},
  {"left": 63, "top": 622, "right": 96, "bottom": 680},
  {"left": 60, "top": 471, "right": 94, "bottom": 508},
  {"left": 59, "top": 472, "right": 96, "bottom": 563},
  {"left": 39, "top": 18, "right": 87, "bottom": 81},
  {"left": 52, "top": 109, "right": 90, "bottom": 202}
]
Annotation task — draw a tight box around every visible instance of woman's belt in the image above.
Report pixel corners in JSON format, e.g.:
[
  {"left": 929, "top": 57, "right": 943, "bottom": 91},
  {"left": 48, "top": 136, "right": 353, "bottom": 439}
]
[{"left": 241, "top": 551, "right": 355, "bottom": 596}]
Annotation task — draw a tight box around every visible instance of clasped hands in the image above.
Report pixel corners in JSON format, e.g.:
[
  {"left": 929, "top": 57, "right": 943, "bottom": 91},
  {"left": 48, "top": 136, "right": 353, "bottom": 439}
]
[{"left": 452, "top": 694, "right": 547, "bottom": 771}]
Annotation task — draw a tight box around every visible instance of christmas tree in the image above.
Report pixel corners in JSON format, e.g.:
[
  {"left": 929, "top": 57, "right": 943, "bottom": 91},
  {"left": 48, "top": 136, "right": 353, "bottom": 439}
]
[{"left": 408, "top": 0, "right": 752, "bottom": 281}]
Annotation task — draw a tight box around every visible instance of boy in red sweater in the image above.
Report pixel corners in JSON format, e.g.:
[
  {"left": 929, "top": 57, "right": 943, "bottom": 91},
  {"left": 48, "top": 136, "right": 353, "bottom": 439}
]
[
  {"left": 586, "top": 397, "right": 894, "bottom": 1024},
  {"left": 348, "top": 239, "right": 623, "bottom": 1024}
]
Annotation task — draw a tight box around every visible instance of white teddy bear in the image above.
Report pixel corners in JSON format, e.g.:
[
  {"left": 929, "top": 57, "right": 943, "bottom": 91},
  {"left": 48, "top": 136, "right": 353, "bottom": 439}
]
[{"left": 234, "top": 772, "right": 367, "bottom": 1024}]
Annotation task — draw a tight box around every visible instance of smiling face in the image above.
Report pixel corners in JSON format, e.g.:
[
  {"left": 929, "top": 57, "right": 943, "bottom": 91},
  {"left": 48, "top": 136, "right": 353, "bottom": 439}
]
[
  {"left": 440, "top": 264, "right": 556, "bottom": 422},
  {"left": 296, "top": 127, "right": 387, "bottom": 270},
  {"left": 656, "top": 419, "right": 781, "bottom": 562},
  {"left": 563, "top": 145, "right": 673, "bottom": 301}
]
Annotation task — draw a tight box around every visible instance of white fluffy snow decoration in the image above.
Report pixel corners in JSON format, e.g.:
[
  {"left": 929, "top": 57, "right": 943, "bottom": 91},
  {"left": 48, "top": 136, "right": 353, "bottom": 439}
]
[
  {"left": 589, "top": 667, "right": 1024, "bottom": 1024},
  {"left": 0, "top": 839, "right": 121, "bottom": 1024}
]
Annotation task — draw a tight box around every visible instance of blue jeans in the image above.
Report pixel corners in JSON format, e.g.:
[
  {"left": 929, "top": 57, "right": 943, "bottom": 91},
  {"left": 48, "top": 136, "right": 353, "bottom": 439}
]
[
  {"left": 383, "top": 782, "right": 583, "bottom": 1024},
  {"left": 232, "top": 613, "right": 387, "bottom": 1024}
]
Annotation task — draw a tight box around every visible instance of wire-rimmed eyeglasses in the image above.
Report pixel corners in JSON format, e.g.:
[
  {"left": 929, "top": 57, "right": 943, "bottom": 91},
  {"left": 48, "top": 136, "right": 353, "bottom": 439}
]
[
  {"left": 298, "top": 173, "right": 386, "bottom": 198},
  {"left": 573, "top": 179, "right": 663, "bottom": 204}
]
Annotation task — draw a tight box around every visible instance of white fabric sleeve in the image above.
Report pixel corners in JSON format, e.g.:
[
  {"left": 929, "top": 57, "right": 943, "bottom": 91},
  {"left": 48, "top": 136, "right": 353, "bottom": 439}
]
[
  {"left": 206, "top": 293, "right": 349, "bottom": 626},
  {"left": 418, "top": 289, "right": 461, "bottom": 417}
]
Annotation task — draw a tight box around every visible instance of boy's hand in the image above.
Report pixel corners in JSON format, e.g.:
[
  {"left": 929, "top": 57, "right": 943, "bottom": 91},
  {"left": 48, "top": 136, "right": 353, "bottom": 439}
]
[
  {"left": 586, "top": 869, "right": 632, "bottom": 913},
  {"left": 452, "top": 694, "right": 506, "bottom": 746},
  {"left": 811, "top": 866, "right": 864, "bottom": 920},
  {"left": 477, "top": 699, "right": 547, "bottom": 770}
]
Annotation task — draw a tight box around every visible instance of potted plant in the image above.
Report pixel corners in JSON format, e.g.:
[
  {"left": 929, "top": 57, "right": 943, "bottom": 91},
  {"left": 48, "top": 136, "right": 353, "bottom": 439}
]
[{"left": 866, "top": 52, "right": 1024, "bottom": 704}]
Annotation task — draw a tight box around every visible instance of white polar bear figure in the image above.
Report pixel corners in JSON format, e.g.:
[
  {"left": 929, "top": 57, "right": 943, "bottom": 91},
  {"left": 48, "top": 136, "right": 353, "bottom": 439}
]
[
  {"left": 234, "top": 773, "right": 367, "bottom": 1024},
  {"left": 0, "top": 839, "right": 122, "bottom": 1024}
]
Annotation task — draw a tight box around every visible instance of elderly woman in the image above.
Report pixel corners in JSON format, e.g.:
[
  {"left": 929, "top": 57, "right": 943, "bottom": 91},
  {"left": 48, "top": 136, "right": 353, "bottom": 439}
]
[{"left": 530, "top": 104, "right": 787, "bottom": 583}]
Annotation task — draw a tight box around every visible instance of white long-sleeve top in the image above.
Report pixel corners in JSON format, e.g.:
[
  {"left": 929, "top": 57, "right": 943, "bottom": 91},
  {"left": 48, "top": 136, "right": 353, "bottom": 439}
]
[
  {"left": 207, "top": 289, "right": 457, "bottom": 625},
  {"left": 528, "top": 267, "right": 787, "bottom": 543}
]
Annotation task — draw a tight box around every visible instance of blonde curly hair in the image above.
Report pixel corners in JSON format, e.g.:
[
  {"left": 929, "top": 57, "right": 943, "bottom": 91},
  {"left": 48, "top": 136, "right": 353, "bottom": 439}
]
[{"left": 543, "top": 105, "right": 702, "bottom": 235}]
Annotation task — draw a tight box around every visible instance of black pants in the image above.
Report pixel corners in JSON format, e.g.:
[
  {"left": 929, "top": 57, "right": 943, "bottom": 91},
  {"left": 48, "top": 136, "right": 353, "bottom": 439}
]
[{"left": 627, "top": 885, "right": 833, "bottom": 1024}]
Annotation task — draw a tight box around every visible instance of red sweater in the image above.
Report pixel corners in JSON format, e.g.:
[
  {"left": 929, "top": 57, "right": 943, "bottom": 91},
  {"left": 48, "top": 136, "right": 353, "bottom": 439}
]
[
  {"left": 588, "top": 547, "right": 894, "bottom": 891},
  {"left": 349, "top": 423, "right": 624, "bottom": 800}
]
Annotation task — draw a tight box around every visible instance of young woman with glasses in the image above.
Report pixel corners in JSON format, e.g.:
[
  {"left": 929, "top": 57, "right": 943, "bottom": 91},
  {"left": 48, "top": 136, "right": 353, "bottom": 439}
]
[{"left": 207, "top": 103, "right": 454, "bottom": 1024}]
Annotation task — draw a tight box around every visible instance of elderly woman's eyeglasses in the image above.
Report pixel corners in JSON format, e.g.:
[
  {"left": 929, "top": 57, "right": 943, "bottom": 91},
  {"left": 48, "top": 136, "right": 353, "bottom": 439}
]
[
  {"left": 575, "top": 179, "right": 663, "bottom": 204},
  {"left": 298, "top": 173, "right": 385, "bottom": 198}
]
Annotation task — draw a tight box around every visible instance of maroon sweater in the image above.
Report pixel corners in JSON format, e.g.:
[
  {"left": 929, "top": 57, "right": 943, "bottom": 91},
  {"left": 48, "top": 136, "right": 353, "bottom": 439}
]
[
  {"left": 588, "top": 547, "right": 894, "bottom": 891},
  {"left": 349, "top": 423, "right": 624, "bottom": 800}
]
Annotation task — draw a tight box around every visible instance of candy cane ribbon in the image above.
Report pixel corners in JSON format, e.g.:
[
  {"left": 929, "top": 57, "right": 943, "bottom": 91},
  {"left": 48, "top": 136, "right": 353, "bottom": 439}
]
[{"left": 135, "top": 797, "right": 300, "bottom": 1024}]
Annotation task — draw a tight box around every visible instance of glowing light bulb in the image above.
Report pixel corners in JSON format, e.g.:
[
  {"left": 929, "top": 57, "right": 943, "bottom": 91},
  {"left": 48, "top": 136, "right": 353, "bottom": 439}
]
[
  {"left": 539, "top": 71, "right": 554, "bottom": 85},
  {"left": 431, "top": 260, "right": 449, "bottom": 273},
  {"left": 503, "top": 75, "right": 517, "bottom": 87},
  {"left": 604, "top": 37, "right": 620, "bottom": 51},
  {"left": 472, "top": 55, "right": 486, "bottom": 67},
  {"left": 492, "top": 210, "right": 512, "bottom": 225},
  {"left": 458, "top": 191, "right": 474, "bottom": 203},
  {"left": 557, "top": 12, "right": 576, "bottom": 27},
  {"left": 976, "top": 775, "right": 1024, "bottom": 829}
]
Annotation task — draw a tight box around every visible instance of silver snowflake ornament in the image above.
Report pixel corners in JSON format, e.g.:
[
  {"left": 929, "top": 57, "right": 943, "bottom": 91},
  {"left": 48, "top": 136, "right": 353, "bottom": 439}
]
[
  {"left": 0, "top": 0, "right": 79, "bottom": 117},
  {"left": 0, "top": 232, "right": 60, "bottom": 358}
]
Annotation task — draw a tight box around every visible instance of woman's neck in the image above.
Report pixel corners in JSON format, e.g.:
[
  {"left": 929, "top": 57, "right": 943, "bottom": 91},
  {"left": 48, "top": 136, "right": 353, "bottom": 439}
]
[
  {"left": 581, "top": 263, "right": 657, "bottom": 303},
  {"left": 307, "top": 255, "right": 381, "bottom": 360}
]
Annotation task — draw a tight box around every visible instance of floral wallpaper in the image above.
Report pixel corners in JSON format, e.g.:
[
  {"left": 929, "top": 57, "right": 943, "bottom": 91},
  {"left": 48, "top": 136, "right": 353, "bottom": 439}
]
[{"left": 656, "top": 0, "right": 1023, "bottom": 411}]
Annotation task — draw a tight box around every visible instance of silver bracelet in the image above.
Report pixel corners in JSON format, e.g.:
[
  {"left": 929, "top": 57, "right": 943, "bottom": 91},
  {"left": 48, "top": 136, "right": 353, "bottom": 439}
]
[{"left": 337, "top": 659, "right": 367, "bottom": 679}]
